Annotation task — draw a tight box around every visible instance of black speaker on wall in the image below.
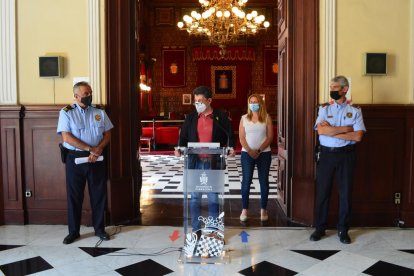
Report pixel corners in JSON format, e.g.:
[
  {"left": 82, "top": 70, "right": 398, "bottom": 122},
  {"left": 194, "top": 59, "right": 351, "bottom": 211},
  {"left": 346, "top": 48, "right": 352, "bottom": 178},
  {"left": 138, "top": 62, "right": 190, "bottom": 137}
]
[
  {"left": 39, "top": 56, "right": 63, "bottom": 78},
  {"left": 364, "top": 53, "right": 387, "bottom": 75}
]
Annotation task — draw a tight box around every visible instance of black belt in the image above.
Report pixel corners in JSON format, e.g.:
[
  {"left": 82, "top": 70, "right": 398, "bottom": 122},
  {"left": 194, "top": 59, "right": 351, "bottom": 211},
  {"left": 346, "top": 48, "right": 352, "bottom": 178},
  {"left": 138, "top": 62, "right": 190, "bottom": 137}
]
[
  {"left": 68, "top": 150, "right": 90, "bottom": 157},
  {"left": 319, "top": 145, "right": 355, "bottom": 153}
]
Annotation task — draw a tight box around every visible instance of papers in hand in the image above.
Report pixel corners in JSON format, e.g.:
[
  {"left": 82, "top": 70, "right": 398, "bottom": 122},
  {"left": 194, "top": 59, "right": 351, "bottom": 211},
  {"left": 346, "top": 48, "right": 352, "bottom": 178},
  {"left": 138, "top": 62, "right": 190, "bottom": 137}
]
[{"left": 74, "top": 156, "right": 104, "bottom": 165}]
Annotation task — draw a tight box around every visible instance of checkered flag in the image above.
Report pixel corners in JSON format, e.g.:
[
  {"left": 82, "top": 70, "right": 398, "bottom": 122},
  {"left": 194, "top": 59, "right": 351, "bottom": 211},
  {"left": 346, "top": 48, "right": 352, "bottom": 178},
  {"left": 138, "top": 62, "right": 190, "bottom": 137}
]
[{"left": 194, "top": 235, "right": 224, "bottom": 257}]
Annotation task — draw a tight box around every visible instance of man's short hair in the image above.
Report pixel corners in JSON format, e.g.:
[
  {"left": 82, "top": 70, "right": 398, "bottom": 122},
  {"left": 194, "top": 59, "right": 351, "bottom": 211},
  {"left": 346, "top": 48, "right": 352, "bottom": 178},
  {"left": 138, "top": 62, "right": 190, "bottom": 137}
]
[
  {"left": 73, "top": 81, "right": 90, "bottom": 94},
  {"left": 331, "top": 75, "right": 349, "bottom": 88},
  {"left": 192, "top": 86, "right": 212, "bottom": 99}
]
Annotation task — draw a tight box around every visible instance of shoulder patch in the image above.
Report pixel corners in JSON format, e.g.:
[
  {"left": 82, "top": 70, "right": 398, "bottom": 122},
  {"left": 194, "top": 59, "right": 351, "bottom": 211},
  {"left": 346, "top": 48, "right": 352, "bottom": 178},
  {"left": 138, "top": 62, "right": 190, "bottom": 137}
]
[{"left": 63, "top": 104, "right": 74, "bottom": 112}]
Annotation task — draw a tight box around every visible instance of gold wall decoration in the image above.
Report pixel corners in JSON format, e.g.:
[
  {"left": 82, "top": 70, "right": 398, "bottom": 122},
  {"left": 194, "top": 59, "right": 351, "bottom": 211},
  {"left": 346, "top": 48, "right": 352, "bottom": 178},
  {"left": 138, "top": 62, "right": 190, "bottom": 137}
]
[{"left": 211, "top": 65, "right": 237, "bottom": 99}]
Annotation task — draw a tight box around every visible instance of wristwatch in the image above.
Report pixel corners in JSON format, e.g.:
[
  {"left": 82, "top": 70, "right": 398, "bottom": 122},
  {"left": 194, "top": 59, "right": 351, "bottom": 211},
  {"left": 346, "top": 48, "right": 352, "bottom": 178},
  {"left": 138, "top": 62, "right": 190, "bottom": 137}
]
[{"left": 257, "top": 148, "right": 261, "bottom": 153}]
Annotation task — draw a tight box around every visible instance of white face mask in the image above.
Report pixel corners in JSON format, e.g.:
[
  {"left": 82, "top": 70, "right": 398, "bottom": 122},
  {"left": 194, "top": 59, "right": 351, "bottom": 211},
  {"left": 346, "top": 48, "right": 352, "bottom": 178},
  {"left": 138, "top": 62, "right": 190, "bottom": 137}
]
[{"left": 194, "top": 102, "right": 207, "bottom": 113}]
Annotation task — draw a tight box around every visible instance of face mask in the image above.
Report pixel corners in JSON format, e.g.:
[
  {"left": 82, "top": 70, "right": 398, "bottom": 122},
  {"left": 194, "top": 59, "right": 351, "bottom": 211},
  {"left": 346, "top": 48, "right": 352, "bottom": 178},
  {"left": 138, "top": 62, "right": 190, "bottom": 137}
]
[
  {"left": 330, "top": 91, "right": 341, "bottom": 101},
  {"left": 195, "top": 102, "right": 207, "bottom": 113},
  {"left": 249, "top": 103, "right": 260, "bottom": 112},
  {"left": 80, "top": 95, "right": 92, "bottom": 106}
]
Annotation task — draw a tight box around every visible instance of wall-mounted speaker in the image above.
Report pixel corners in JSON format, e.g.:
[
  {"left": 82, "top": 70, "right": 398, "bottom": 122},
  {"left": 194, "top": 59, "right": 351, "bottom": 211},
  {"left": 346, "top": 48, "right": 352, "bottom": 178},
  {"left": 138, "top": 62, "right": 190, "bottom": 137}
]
[
  {"left": 364, "top": 53, "right": 387, "bottom": 75},
  {"left": 39, "top": 56, "right": 63, "bottom": 78}
]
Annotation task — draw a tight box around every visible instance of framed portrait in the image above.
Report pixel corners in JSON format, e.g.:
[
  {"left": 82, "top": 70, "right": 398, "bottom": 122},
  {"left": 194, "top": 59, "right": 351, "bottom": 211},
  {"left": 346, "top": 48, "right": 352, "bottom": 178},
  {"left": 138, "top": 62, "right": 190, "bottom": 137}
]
[
  {"left": 162, "top": 47, "right": 186, "bottom": 87},
  {"left": 182, "top": 94, "right": 192, "bottom": 105},
  {"left": 263, "top": 47, "right": 278, "bottom": 86},
  {"left": 211, "top": 65, "right": 237, "bottom": 99}
]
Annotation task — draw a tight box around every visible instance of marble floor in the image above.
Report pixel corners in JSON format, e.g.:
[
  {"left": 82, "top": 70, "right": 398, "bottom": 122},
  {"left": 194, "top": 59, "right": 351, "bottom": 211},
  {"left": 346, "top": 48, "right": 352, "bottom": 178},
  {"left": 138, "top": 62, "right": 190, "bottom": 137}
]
[
  {"left": 2, "top": 154, "right": 414, "bottom": 275},
  {"left": 1, "top": 225, "right": 414, "bottom": 275}
]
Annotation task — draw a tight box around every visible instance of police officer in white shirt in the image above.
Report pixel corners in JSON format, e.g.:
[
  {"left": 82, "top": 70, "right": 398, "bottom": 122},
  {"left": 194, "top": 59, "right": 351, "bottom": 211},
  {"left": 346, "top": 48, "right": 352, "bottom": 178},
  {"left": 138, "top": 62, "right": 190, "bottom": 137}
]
[
  {"left": 57, "top": 81, "right": 113, "bottom": 244},
  {"left": 310, "top": 76, "right": 366, "bottom": 244}
]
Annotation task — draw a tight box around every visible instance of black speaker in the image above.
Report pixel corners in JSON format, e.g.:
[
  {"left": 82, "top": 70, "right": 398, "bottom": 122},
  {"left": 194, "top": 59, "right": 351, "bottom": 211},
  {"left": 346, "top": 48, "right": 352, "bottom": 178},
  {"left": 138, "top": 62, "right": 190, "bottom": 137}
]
[
  {"left": 39, "top": 56, "right": 63, "bottom": 78},
  {"left": 364, "top": 53, "right": 387, "bottom": 75}
]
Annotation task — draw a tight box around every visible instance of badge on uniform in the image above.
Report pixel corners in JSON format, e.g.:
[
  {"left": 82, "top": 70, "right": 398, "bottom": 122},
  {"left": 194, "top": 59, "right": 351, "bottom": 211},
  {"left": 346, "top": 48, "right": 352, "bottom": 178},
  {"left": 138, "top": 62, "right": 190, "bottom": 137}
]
[
  {"left": 327, "top": 116, "right": 333, "bottom": 118},
  {"left": 346, "top": 112, "right": 352, "bottom": 118},
  {"left": 95, "top": 114, "right": 101, "bottom": 121}
]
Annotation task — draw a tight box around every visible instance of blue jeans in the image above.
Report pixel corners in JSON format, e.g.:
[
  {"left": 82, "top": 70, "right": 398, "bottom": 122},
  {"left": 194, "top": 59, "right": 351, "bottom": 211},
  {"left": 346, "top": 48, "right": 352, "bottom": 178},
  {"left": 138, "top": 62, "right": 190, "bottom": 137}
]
[
  {"left": 190, "top": 158, "right": 219, "bottom": 231},
  {"left": 241, "top": 151, "right": 272, "bottom": 209}
]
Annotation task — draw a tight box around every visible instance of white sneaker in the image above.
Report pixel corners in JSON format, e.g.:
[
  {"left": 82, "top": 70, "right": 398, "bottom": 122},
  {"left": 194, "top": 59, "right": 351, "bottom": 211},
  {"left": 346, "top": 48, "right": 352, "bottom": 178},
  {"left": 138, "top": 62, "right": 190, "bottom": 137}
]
[{"left": 240, "top": 211, "right": 248, "bottom": 222}]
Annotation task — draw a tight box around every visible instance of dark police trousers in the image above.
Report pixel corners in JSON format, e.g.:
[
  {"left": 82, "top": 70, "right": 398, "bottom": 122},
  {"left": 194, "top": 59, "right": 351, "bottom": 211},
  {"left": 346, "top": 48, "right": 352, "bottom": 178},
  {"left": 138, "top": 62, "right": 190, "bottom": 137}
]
[
  {"left": 65, "top": 152, "right": 107, "bottom": 235},
  {"left": 315, "top": 148, "right": 355, "bottom": 232}
]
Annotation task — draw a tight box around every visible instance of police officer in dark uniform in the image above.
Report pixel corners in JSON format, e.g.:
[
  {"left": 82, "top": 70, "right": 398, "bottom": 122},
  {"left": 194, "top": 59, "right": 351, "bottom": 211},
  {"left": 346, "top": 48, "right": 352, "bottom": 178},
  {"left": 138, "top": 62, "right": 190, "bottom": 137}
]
[
  {"left": 57, "top": 81, "right": 113, "bottom": 244},
  {"left": 310, "top": 76, "right": 366, "bottom": 244}
]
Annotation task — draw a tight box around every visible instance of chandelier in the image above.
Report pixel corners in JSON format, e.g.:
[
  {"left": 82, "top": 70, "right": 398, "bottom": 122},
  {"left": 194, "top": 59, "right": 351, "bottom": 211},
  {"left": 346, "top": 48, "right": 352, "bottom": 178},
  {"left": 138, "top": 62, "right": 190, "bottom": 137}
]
[{"left": 177, "top": 0, "right": 270, "bottom": 51}]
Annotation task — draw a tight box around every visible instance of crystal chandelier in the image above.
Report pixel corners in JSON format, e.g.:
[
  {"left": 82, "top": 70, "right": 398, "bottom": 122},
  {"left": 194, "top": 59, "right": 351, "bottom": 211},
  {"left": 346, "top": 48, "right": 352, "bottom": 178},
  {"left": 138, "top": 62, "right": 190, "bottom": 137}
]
[{"left": 177, "top": 0, "right": 270, "bottom": 51}]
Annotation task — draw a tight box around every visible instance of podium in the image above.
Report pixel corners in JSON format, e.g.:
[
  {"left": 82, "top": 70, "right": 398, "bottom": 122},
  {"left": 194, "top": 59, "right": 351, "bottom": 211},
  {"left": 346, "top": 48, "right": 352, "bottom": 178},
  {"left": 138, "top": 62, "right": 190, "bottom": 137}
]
[{"left": 178, "top": 143, "right": 230, "bottom": 264}]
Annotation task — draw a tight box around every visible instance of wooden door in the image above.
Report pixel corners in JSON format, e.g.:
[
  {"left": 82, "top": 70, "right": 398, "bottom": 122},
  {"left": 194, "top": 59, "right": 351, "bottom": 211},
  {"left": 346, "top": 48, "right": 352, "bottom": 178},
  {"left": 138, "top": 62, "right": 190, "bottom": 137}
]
[{"left": 276, "top": 0, "right": 292, "bottom": 214}]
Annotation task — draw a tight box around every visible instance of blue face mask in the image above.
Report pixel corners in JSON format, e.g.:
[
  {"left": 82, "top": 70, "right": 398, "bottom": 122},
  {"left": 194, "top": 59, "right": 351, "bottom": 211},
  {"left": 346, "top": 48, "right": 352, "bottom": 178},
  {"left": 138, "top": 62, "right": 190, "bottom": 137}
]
[{"left": 249, "top": 103, "right": 260, "bottom": 112}]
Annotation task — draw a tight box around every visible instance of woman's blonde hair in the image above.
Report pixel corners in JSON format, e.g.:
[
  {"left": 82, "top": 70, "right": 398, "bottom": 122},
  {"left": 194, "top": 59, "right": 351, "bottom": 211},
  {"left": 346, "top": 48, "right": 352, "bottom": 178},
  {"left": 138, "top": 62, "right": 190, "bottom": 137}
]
[{"left": 246, "top": 94, "right": 267, "bottom": 123}]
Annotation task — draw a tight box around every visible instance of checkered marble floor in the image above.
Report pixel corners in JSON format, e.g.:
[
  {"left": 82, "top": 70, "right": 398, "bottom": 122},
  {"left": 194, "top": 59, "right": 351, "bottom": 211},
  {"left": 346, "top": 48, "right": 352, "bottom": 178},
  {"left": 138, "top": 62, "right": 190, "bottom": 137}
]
[
  {"left": 141, "top": 154, "right": 278, "bottom": 199},
  {"left": 1, "top": 225, "right": 414, "bottom": 275}
]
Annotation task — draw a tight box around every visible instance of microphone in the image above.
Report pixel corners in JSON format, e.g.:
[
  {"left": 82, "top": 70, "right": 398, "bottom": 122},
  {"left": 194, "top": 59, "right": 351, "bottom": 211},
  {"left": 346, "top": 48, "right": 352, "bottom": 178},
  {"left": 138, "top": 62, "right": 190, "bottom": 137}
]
[{"left": 212, "top": 115, "right": 233, "bottom": 153}]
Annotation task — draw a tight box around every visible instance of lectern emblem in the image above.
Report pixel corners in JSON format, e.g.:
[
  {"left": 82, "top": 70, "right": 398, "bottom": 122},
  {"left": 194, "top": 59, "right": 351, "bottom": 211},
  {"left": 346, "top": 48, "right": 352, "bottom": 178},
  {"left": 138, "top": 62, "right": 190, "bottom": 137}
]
[{"left": 200, "top": 172, "right": 208, "bottom": 185}]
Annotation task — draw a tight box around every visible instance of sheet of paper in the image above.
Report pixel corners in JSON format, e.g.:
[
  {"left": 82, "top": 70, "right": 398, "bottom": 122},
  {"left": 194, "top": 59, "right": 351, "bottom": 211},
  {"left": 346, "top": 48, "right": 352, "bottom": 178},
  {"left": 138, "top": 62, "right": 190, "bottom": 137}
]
[{"left": 74, "top": 156, "right": 104, "bottom": 165}]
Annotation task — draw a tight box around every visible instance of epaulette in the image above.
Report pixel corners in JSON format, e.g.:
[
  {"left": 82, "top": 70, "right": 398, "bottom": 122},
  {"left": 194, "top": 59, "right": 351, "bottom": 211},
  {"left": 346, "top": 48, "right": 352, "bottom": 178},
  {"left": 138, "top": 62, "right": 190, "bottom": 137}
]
[
  {"left": 319, "top": 102, "right": 330, "bottom": 108},
  {"left": 63, "top": 104, "right": 74, "bottom": 112},
  {"left": 351, "top": 104, "right": 361, "bottom": 109}
]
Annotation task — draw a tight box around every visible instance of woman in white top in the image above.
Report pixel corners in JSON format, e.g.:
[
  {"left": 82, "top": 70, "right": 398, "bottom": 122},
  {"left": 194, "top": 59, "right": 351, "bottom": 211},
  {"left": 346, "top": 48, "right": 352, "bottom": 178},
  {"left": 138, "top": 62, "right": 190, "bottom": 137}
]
[{"left": 239, "top": 94, "right": 273, "bottom": 222}]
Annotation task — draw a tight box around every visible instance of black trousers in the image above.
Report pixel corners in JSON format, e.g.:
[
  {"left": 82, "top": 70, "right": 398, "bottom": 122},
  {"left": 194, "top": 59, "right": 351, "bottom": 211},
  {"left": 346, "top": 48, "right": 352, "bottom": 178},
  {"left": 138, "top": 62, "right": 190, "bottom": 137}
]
[
  {"left": 65, "top": 153, "right": 107, "bottom": 235},
  {"left": 314, "top": 150, "right": 356, "bottom": 232}
]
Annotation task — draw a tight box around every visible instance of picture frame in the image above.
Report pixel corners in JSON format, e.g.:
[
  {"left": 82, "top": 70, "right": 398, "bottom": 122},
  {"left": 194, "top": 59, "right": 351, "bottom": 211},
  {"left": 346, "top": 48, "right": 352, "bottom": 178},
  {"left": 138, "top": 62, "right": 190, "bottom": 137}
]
[
  {"left": 162, "top": 47, "right": 186, "bottom": 87},
  {"left": 182, "top": 94, "right": 192, "bottom": 105},
  {"left": 155, "top": 8, "right": 174, "bottom": 26},
  {"left": 211, "top": 65, "right": 237, "bottom": 99}
]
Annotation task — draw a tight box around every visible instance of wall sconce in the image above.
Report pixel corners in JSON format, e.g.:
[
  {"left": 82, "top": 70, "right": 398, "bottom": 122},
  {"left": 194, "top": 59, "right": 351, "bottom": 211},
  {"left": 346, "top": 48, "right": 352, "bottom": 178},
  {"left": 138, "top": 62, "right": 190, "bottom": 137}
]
[
  {"left": 170, "top": 63, "right": 178, "bottom": 74},
  {"left": 272, "top": 62, "right": 278, "bottom": 74}
]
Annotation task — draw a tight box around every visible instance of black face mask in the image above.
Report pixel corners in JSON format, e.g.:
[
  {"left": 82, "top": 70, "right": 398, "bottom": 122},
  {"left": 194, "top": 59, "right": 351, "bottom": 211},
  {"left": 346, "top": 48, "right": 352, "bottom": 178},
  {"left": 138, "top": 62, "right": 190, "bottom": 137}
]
[
  {"left": 80, "top": 95, "right": 92, "bottom": 106},
  {"left": 330, "top": 91, "right": 341, "bottom": 101}
]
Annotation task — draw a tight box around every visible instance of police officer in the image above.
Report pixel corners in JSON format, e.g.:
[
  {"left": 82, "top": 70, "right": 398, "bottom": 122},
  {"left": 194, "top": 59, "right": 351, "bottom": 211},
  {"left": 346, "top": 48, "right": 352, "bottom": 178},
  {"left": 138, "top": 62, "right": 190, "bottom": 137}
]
[
  {"left": 57, "top": 81, "right": 114, "bottom": 244},
  {"left": 310, "top": 75, "right": 366, "bottom": 244}
]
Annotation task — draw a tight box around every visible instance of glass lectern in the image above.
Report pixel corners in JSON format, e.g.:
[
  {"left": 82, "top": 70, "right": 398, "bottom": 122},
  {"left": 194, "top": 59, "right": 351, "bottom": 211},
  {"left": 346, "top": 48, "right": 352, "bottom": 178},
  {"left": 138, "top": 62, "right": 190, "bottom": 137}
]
[{"left": 178, "top": 143, "right": 229, "bottom": 264}]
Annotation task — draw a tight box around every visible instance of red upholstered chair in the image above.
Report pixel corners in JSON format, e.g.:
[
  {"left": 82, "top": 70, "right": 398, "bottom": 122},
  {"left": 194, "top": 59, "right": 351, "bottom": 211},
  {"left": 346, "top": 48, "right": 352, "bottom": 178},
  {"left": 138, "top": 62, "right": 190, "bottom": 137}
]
[
  {"left": 141, "top": 127, "right": 154, "bottom": 138},
  {"left": 140, "top": 127, "right": 154, "bottom": 152},
  {"left": 155, "top": 127, "right": 180, "bottom": 146}
]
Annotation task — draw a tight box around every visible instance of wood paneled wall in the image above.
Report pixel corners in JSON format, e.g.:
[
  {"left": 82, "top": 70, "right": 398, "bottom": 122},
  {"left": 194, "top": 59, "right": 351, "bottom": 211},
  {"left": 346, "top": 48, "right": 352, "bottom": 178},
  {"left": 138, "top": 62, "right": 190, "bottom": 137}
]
[
  {"left": 352, "top": 106, "right": 414, "bottom": 226},
  {"left": 144, "top": 2, "right": 278, "bottom": 118},
  {"left": 1, "top": 105, "right": 414, "bottom": 226},
  {"left": 0, "top": 106, "right": 24, "bottom": 224}
]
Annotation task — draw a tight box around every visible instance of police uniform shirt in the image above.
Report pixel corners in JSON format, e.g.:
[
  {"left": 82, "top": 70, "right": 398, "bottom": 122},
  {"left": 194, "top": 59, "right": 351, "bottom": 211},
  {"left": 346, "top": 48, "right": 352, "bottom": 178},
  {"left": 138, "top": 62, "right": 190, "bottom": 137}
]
[
  {"left": 57, "top": 104, "right": 114, "bottom": 151},
  {"left": 314, "top": 102, "right": 366, "bottom": 148}
]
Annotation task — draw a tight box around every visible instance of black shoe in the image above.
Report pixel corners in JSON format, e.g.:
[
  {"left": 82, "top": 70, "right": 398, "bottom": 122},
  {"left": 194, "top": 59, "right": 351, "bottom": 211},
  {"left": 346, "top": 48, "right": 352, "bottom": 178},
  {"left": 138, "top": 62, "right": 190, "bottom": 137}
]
[
  {"left": 309, "top": 230, "right": 326, "bottom": 241},
  {"left": 63, "top": 233, "right": 80, "bottom": 244},
  {"left": 95, "top": 231, "right": 110, "bottom": 241},
  {"left": 338, "top": 231, "right": 351, "bottom": 244}
]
